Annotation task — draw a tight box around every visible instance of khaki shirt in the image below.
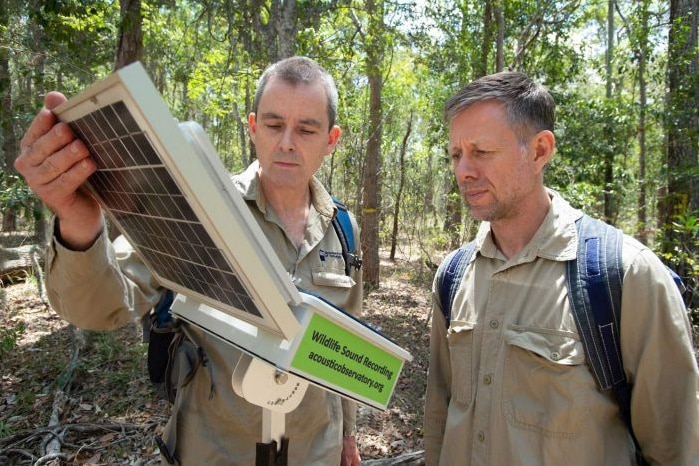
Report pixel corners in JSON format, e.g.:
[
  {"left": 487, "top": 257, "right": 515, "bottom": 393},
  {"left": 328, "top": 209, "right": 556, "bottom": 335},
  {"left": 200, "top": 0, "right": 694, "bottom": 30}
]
[
  {"left": 424, "top": 191, "right": 699, "bottom": 466},
  {"left": 46, "top": 161, "right": 363, "bottom": 465}
]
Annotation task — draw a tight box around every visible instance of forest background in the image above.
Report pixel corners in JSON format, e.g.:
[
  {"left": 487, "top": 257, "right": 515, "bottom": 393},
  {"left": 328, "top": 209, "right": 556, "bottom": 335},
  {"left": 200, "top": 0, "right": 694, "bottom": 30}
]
[{"left": 0, "top": 0, "right": 697, "bottom": 463}]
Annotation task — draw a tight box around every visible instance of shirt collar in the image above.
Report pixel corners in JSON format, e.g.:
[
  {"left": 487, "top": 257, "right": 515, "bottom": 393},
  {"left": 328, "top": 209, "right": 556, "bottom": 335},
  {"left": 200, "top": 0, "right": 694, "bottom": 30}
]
[
  {"left": 474, "top": 188, "right": 582, "bottom": 263},
  {"left": 232, "top": 160, "right": 337, "bottom": 220}
]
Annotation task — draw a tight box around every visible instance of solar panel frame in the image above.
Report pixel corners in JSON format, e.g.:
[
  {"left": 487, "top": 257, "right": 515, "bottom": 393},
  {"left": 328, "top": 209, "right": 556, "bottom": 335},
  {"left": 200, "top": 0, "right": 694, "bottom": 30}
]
[{"left": 53, "top": 62, "right": 303, "bottom": 339}]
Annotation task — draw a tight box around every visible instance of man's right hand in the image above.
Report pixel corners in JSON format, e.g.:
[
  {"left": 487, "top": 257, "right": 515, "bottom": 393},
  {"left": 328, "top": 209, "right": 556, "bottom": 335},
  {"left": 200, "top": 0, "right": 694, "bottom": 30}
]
[{"left": 14, "top": 91, "right": 103, "bottom": 250}]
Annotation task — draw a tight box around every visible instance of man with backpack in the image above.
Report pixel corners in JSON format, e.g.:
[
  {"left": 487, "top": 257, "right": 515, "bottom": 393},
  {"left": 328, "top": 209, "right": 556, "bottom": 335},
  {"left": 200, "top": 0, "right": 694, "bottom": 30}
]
[
  {"left": 15, "top": 56, "right": 363, "bottom": 465},
  {"left": 424, "top": 71, "right": 699, "bottom": 465}
]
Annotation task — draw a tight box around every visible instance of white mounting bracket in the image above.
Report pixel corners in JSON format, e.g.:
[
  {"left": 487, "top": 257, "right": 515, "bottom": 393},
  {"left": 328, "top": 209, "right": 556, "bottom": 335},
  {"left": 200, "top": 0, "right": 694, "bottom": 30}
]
[{"left": 232, "top": 354, "right": 309, "bottom": 447}]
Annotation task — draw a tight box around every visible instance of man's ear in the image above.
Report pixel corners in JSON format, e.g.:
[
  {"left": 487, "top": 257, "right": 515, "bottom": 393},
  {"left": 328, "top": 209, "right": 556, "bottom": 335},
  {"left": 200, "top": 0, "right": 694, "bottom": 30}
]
[
  {"left": 326, "top": 125, "right": 342, "bottom": 154},
  {"left": 531, "top": 130, "right": 555, "bottom": 170},
  {"left": 248, "top": 113, "right": 257, "bottom": 144}
]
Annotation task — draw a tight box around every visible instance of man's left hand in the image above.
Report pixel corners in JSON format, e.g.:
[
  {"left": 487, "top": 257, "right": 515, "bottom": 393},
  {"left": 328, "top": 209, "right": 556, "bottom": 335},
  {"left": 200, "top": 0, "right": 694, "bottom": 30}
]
[{"left": 341, "top": 436, "right": 361, "bottom": 466}]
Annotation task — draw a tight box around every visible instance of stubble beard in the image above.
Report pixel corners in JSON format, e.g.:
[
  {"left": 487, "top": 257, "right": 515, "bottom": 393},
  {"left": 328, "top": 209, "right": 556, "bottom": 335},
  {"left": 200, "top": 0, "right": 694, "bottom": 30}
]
[
  {"left": 466, "top": 200, "right": 501, "bottom": 223},
  {"left": 464, "top": 188, "right": 526, "bottom": 224}
]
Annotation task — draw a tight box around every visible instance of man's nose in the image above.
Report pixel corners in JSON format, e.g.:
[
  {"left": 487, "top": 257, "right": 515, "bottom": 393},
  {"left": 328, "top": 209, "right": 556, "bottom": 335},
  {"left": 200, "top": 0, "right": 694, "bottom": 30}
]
[
  {"left": 454, "top": 153, "right": 477, "bottom": 180},
  {"left": 280, "top": 128, "right": 296, "bottom": 152}
]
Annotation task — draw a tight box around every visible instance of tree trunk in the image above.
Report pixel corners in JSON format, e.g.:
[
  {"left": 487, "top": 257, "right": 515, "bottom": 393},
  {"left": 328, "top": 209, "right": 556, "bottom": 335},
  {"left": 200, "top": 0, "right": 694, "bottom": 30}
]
[
  {"left": 390, "top": 112, "right": 412, "bottom": 261},
  {"left": 362, "top": 71, "right": 382, "bottom": 289},
  {"left": 636, "top": 1, "right": 649, "bottom": 245},
  {"left": 495, "top": 0, "right": 505, "bottom": 72},
  {"left": 360, "top": 0, "right": 384, "bottom": 289},
  {"left": 637, "top": 46, "right": 648, "bottom": 244},
  {"left": 252, "top": 0, "right": 297, "bottom": 63},
  {"left": 253, "top": 0, "right": 275, "bottom": 62},
  {"left": 478, "top": 0, "right": 493, "bottom": 77},
  {"left": 115, "top": 0, "right": 143, "bottom": 70},
  {"left": 660, "top": 0, "right": 698, "bottom": 299},
  {"left": 443, "top": 171, "right": 463, "bottom": 249},
  {"left": 661, "top": 0, "right": 699, "bottom": 239},
  {"left": 0, "top": 1, "right": 15, "bottom": 175},
  {"left": 0, "top": 3, "right": 18, "bottom": 232},
  {"left": 603, "top": 0, "right": 616, "bottom": 224},
  {"left": 277, "top": 0, "right": 297, "bottom": 60},
  {"left": 106, "top": 0, "right": 144, "bottom": 242}
]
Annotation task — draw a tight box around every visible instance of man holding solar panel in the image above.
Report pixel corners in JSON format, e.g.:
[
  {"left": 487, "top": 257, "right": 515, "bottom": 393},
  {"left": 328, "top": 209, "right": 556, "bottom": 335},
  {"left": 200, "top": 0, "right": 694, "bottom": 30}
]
[{"left": 15, "top": 56, "right": 364, "bottom": 465}]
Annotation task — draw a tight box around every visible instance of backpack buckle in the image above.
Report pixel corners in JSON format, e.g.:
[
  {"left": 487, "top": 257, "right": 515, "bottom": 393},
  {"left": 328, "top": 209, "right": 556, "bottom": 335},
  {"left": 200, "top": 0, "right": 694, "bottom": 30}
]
[{"left": 348, "top": 253, "right": 363, "bottom": 271}]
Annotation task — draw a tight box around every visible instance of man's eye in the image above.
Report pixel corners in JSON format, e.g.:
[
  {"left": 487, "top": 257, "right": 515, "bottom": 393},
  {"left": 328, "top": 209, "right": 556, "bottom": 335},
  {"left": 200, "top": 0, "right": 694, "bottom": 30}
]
[
  {"left": 300, "top": 129, "right": 317, "bottom": 135},
  {"left": 266, "top": 124, "right": 282, "bottom": 130}
]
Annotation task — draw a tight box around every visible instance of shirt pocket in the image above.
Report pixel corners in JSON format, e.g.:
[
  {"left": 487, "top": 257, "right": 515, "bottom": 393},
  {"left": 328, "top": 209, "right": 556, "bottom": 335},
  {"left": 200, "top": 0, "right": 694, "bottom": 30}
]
[
  {"left": 502, "top": 326, "right": 591, "bottom": 438},
  {"left": 311, "top": 269, "right": 354, "bottom": 289},
  {"left": 446, "top": 320, "right": 476, "bottom": 408}
]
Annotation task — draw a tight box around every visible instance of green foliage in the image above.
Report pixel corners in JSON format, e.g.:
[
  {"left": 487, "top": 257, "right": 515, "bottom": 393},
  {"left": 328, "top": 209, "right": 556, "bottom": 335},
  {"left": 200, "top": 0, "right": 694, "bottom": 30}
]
[
  {"left": 0, "top": 174, "right": 31, "bottom": 211},
  {"left": 91, "top": 330, "right": 125, "bottom": 360},
  {"left": 43, "top": 0, "right": 118, "bottom": 84},
  {"left": 62, "top": 330, "right": 150, "bottom": 422},
  {"left": 2, "top": 1, "right": 692, "bottom": 299},
  {"left": 0, "top": 321, "right": 26, "bottom": 359},
  {"left": 0, "top": 419, "right": 12, "bottom": 438},
  {"left": 549, "top": 89, "right": 641, "bottom": 221},
  {"left": 659, "top": 211, "right": 699, "bottom": 318},
  {"left": 0, "top": 174, "right": 39, "bottom": 230}
]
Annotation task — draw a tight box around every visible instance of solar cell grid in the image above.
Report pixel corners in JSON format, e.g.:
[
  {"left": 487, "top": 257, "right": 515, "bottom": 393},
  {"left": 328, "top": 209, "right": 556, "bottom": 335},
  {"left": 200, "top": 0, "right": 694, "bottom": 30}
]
[
  {"left": 65, "top": 100, "right": 262, "bottom": 318},
  {"left": 53, "top": 62, "right": 305, "bottom": 339}
]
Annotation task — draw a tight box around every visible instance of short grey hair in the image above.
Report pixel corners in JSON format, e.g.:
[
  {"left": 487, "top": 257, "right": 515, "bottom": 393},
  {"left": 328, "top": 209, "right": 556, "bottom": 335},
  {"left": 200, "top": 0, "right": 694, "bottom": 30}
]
[
  {"left": 444, "top": 71, "right": 555, "bottom": 144},
  {"left": 252, "top": 56, "right": 339, "bottom": 130}
]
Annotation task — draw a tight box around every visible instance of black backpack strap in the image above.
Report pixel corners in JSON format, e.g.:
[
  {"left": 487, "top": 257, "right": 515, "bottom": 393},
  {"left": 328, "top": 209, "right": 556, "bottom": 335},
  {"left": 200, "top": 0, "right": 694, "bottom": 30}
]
[
  {"left": 331, "top": 197, "right": 362, "bottom": 275},
  {"left": 566, "top": 215, "right": 647, "bottom": 466},
  {"left": 147, "top": 289, "right": 177, "bottom": 385},
  {"left": 435, "top": 241, "right": 477, "bottom": 326}
]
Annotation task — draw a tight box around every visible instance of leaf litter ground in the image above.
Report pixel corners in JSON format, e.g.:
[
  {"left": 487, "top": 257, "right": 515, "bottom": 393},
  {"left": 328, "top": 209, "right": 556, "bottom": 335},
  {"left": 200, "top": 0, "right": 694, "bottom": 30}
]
[{"left": 0, "top": 254, "right": 434, "bottom": 465}]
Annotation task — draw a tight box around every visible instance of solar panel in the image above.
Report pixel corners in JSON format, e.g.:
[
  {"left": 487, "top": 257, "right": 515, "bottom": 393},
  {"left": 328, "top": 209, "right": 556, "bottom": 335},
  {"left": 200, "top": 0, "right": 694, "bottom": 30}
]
[{"left": 53, "top": 62, "right": 302, "bottom": 339}]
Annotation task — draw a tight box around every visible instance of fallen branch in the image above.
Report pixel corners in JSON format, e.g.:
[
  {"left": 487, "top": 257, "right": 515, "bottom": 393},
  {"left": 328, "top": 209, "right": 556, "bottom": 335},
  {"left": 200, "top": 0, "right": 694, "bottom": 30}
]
[
  {"left": 0, "top": 448, "right": 36, "bottom": 461},
  {"left": 0, "top": 243, "right": 43, "bottom": 284},
  {"left": 30, "top": 245, "right": 48, "bottom": 305},
  {"left": 0, "top": 422, "right": 151, "bottom": 448},
  {"left": 362, "top": 450, "right": 425, "bottom": 465},
  {"left": 0, "top": 421, "right": 157, "bottom": 462},
  {"left": 39, "top": 325, "right": 85, "bottom": 460},
  {"left": 34, "top": 452, "right": 68, "bottom": 465},
  {"left": 41, "top": 394, "right": 67, "bottom": 456}
]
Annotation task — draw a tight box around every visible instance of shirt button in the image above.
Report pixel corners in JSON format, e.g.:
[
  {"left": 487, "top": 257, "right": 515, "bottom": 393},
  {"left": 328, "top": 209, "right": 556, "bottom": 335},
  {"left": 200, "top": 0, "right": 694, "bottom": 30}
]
[
  {"left": 551, "top": 351, "right": 561, "bottom": 361},
  {"left": 483, "top": 374, "right": 492, "bottom": 385},
  {"left": 477, "top": 431, "right": 486, "bottom": 442},
  {"left": 489, "top": 319, "right": 499, "bottom": 329}
]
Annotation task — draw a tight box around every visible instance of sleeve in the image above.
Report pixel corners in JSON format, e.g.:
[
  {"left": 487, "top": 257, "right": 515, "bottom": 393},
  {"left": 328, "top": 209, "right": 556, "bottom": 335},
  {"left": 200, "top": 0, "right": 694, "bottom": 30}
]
[
  {"left": 619, "top": 245, "right": 699, "bottom": 465},
  {"left": 45, "top": 217, "right": 163, "bottom": 330},
  {"left": 341, "top": 399, "right": 358, "bottom": 436},
  {"left": 423, "top": 282, "right": 451, "bottom": 466}
]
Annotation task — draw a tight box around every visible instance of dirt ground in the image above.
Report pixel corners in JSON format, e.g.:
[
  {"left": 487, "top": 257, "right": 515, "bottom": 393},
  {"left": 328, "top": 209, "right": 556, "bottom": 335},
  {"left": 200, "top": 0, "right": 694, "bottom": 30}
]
[{"left": 0, "top": 254, "right": 434, "bottom": 465}]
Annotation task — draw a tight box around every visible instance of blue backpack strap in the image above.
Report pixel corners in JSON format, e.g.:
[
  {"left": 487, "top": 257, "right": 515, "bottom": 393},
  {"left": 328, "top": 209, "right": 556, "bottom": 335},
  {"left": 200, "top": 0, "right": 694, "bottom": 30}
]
[
  {"left": 566, "top": 215, "right": 648, "bottom": 466},
  {"left": 331, "top": 197, "right": 362, "bottom": 275},
  {"left": 666, "top": 265, "right": 686, "bottom": 294},
  {"left": 566, "top": 215, "right": 625, "bottom": 390},
  {"left": 153, "top": 289, "right": 176, "bottom": 327},
  {"left": 435, "top": 241, "right": 477, "bottom": 326}
]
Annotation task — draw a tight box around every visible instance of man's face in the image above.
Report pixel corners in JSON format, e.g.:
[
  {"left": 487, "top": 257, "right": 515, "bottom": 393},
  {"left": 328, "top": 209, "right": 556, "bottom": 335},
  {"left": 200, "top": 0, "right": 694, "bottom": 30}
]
[
  {"left": 249, "top": 77, "right": 340, "bottom": 192},
  {"left": 448, "top": 100, "right": 542, "bottom": 223}
]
